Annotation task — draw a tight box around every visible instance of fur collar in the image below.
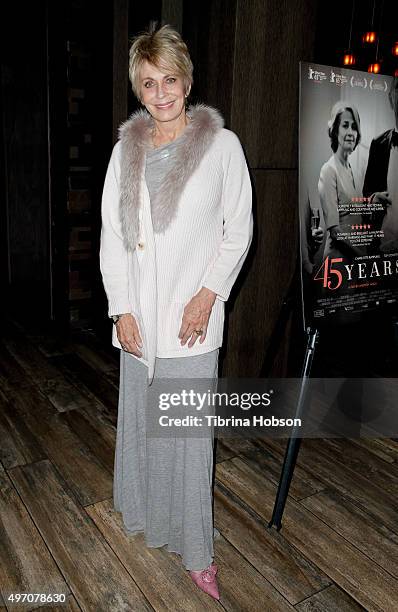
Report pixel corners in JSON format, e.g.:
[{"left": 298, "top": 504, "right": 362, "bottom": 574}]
[{"left": 118, "top": 104, "right": 224, "bottom": 251}]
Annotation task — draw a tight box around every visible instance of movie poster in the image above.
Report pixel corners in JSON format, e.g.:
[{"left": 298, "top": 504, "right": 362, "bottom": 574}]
[{"left": 299, "top": 62, "right": 398, "bottom": 327}]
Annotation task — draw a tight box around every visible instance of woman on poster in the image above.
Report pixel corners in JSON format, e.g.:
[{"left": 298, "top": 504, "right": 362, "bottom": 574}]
[
  {"left": 100, "top": 24, "right": 253, "bottom": 600},
  {"left": 319, "top": 101, "right": 364, "bottom": 263}
]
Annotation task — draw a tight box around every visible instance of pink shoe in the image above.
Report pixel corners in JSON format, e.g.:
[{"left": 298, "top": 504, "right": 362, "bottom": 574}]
[{"left": 189, "top": 563, "right": 220, "bottom": 600}]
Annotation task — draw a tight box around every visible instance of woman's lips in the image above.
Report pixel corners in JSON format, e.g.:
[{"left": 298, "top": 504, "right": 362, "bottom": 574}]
[{"left": 155, "top": 101, "right": 175, "bottom": 109}]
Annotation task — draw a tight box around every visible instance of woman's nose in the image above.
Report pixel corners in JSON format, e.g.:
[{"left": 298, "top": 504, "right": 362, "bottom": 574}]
[{"left": 156, "top": 83, "right": 165, "bottom": 98}]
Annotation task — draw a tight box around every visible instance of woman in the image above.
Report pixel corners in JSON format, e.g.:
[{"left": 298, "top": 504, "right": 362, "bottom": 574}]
[
  {"left": 319, "top": 101, "right": 363, "bottom": 263},
  {"left": 100, "top": 24, "right": 253, "bottom": 600}
]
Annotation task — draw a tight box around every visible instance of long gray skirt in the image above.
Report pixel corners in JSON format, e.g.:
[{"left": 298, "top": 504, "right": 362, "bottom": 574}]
[{"left": 113, "top": 349, "right": 219, "bottom": 571}]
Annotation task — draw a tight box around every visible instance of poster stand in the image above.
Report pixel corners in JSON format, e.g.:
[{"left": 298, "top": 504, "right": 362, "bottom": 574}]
[{"left": 268, "top": 327, "right": 319, "bottom": 530}]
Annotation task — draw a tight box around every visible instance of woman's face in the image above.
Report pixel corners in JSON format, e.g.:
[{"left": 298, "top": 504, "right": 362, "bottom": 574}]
[
  {"left": 139, "top": 60, "right": 189, "bottom": 124},
  {"left": 336, "top": 110, "right": 358, "bottom": 155}
]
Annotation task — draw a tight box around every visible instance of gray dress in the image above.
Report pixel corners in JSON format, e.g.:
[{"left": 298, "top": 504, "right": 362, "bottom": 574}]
[{"left": 113, "top": 138, "right": 219, "bottom": 571}]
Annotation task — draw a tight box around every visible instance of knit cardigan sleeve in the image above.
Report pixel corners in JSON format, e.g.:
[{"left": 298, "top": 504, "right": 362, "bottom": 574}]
[
  {"left": 202, "top": 131, "right": 253, "bottom": 301},
  {"left": 99, "top": 142, "right": 132, "bottom": 317}
]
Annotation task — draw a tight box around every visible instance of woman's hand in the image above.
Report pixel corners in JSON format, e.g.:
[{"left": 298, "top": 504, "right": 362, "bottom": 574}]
[
  {"left": 116, "top": 314, "right": 143, "bottom": 357},
  {"left": 179, "top": 287, "right": 217, "bottom": 348},
  {"left": 311, "top": 227, "right": 324, "bottom": 248}
]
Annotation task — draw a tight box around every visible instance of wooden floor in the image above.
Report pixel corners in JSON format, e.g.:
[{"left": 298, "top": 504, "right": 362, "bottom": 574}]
[{"left": 1, "top": 322, "right": 398, "bottom": 611}]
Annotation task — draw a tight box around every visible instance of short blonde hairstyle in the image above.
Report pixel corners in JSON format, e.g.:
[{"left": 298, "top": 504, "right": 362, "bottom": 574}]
[{"left": 129, "top": 24, "right": 193, "bottom": 100}]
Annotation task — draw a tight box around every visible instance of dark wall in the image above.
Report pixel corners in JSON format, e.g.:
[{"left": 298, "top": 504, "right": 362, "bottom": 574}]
[
  {"left": 1, "top": 0, "right": 115, "bottom": 329},
  {"left": 1, "top": 1, "right": 50, "bottom": 318},
  {"left": 182, "top": 0, "right": 236, "bottom": 122},
  {"left": 184, "top": 0, "right": 317, "bottom": 376}
]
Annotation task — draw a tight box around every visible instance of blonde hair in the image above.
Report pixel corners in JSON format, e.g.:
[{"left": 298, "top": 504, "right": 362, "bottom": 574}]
[{"left": 129, "top": 23, "right": 193, "bottom": 100}]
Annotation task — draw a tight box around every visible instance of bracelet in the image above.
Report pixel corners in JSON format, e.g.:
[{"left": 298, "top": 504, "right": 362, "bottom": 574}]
[{"left": 111, "top": 314, "right": 128, "bottom": 324}]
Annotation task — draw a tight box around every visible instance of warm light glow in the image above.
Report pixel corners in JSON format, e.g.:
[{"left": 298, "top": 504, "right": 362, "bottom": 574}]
[
  {"left": 394, "top": 69, "right": 398, "bottom": 77},
  {"left": 343, "top": 53, "right": 356, "bottom": 66},
  {"left": 363, "top": 31, "right": 377, "bottom": 43},
  {"left": 393, "top": 42, "right": 398, "bottom": 56},
  {"left": 368, "top": 62, "right": 381, "bottom": 73}
]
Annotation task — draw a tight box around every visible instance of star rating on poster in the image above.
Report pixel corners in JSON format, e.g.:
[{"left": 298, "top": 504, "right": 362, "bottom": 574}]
[{"left": 351, "top": 224, "right": 371, "bottom": 230}]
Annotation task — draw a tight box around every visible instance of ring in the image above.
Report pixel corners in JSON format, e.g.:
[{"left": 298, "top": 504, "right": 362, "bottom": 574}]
[{"left": 194, "top": 329, "right": 203, "bottom": 335}]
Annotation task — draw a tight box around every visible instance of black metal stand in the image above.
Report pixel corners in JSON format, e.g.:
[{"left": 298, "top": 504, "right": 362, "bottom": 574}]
[{"left": 268, "top": 327, "right": 319, "bottom": 530}]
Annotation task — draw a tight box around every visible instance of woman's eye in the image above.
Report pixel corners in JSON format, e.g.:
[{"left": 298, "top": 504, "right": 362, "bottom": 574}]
[
  {"left": 166, "top": 77, "right": 176, "bottom": 84},
  {"left": 144, "top": 81, "right": 153, "bottom": 88}
]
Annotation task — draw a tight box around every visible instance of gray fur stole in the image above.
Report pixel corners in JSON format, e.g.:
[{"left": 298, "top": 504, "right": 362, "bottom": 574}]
[{"left": 118, "top": 104, "right": 224, "bottom": 251}]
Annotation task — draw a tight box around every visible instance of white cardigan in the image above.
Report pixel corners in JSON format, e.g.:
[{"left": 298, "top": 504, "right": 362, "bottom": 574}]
[{"left": 100, "top": 105, "right": 253, "bottom": 381}]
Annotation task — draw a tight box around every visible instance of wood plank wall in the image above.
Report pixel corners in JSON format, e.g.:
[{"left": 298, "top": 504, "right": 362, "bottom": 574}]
[
  {"left": 1, "top": 1, "right": 51, "bottom": 318},
  {"left": 113, "top": 0, "right": 129, "bottom": 143},
  {"left": 184, "top": 0, "right": 317, "bottom": 377}
]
